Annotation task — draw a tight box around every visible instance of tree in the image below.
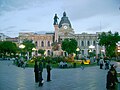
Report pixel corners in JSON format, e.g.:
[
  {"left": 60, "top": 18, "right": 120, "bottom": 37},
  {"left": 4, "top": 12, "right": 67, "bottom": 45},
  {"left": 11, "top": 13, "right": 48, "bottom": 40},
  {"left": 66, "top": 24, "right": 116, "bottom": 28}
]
[
  {"left": 61, "top": 38, "right": 77, "bottom": 54},
  {"left": 0, "top": 41, "right": 17, "bottom": 57},
  {"left": 22, "top": 39, "right": 35, "bottom": 59},
  {"left": 98, "top": 31, "right": 120, "bottom": 57},
  {"left": 38, "top": 49, "right": 45, "bottom": 55}
]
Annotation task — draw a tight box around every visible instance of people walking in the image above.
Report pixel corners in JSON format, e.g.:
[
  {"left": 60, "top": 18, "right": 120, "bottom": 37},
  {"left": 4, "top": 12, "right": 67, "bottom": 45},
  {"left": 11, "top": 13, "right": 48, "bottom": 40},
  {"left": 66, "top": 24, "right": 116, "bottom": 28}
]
[
  {"left": 106, "top": 65, "right": 118, "bottom": 90},
  {"left": 46, "top": 61, "right": 52, "bottom": 82},
  {"left": 38, "top": 61, "right": 43, "bottom": 86},
  {"left": 34, "top": 60, "right": 39, "bottom": 83}
]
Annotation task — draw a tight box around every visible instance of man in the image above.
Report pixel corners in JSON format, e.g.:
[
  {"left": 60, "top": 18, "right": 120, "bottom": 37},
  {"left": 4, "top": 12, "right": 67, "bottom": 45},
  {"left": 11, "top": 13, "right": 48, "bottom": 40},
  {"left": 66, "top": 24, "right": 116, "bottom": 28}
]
[
  {"left": 34, "top": 61, "right": 39, "bottom": 83},
  {"left": 38, "top": 61, "right": 43, "bottom": 86},
  {"left": 106, "top": 65, "right": 118, "bottom": 90},
  {"left": 46, "top": 61, "right": 52, "bottom": 82}
]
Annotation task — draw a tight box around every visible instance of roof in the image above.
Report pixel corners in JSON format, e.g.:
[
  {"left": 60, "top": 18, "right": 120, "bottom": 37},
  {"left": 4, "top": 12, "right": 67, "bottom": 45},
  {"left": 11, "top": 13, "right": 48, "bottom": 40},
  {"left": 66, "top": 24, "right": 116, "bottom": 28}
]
[{"left": 58, "top": 12, "right": 72, "bottom": 28}]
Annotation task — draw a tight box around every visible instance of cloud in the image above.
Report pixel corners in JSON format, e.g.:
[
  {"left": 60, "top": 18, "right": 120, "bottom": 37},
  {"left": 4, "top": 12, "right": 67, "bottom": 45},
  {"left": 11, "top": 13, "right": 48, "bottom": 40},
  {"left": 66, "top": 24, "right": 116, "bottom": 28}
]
[
  {"left": 61, "top": 0, "right": 120, "bottom": 20},
  {"left": 0, "top": 0, "right": 120, "bottom": 37}
]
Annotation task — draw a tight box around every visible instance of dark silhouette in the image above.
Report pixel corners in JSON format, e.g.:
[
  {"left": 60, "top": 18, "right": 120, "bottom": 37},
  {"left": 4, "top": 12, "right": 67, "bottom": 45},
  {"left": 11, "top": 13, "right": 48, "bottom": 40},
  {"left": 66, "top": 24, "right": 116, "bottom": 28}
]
[
  {"left": 38, "top": 61, "right": 43, "bottom": 86},
  {"left": 34, "top": 61, "right": 39, "bottom": 83},
  {"left": 53, "top": 14, "right": 59, "bottom": 25},
  {"left": 99, "top": 57, "right": 104, "bottom": 69},
  {"left": 46, "top": 61, "right": 52, "bottom": 82},
  {"left": 106, "top": 65, "right": 118, "bottom": 90}
]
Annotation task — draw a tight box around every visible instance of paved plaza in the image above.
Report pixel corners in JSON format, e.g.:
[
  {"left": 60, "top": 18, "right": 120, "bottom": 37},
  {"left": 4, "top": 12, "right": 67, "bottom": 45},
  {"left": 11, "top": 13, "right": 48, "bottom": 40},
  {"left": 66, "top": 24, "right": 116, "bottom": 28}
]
[{"left": 0, "top": 60, "right": 120, "bottom": 90}]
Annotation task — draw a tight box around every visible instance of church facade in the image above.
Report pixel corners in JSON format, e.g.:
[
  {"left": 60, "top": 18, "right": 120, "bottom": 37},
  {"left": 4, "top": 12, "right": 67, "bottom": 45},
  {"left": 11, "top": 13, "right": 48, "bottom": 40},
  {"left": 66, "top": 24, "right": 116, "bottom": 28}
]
[{"left": 19, "top": 12, "right": 101, "bottom": 57}]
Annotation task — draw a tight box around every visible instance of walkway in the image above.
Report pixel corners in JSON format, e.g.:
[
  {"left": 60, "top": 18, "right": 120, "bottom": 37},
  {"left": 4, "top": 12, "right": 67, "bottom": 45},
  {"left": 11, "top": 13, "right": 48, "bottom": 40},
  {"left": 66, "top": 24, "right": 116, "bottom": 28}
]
[{"left": 0, "top": 60, "right": 119, "bottom": 90}]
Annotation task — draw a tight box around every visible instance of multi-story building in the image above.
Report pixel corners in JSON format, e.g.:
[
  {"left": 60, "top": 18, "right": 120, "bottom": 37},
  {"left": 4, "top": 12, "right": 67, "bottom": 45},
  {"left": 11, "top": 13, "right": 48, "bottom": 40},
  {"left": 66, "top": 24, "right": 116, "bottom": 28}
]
[
  {"left": 19, "top": 32, "right": 54, "bottom": 56},
  {"left": 19, "top": 12, "right": 101, "bottom": 56},
  {"left": 0, "top": 33, "right": 9, "bottom": 41}
]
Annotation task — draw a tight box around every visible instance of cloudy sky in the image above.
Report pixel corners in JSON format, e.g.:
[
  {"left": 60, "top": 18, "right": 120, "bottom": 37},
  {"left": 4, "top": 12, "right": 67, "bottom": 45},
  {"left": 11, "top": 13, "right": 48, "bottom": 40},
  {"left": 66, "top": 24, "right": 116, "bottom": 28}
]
[{"left": 0, "top": 0, "right": 120, "bottom": 37}]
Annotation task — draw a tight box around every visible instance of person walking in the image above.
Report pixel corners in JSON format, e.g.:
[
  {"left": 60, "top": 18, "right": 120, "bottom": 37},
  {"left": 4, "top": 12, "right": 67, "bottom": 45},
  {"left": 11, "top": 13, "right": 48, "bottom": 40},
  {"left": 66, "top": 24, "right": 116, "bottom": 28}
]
[
  {"left": 46, "top": 61, "right": 52, "bottom": 82},
  {"left": 81, "top": 60, "right": 84, "bottom": 70},
  {"left": 38, "top": 61, "right": 43, "bottom": 86},
  {"left": 34, "top": 60, "right": 39, "bottom": 83},
  {"left": 99, "top": 57, "right": 104, "bottom": 69},
  {"left": 106, "top": 65, "right": 118, "bottom": 90}
]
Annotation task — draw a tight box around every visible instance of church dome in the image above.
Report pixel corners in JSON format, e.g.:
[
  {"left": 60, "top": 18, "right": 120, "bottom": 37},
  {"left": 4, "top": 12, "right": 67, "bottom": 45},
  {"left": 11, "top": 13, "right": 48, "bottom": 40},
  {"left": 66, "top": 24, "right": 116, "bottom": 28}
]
[{"left": 58, "top": 12, "right": 72, "bottom": 28}]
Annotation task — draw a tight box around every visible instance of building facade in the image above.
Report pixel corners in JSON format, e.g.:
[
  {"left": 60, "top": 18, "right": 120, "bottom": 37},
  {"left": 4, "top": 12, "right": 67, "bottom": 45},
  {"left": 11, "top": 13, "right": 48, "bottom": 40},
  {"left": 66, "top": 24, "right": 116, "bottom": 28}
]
[
  {"left": 19, "top": 12, "right": 101, "bottom": 57},
  {"left": 0, "top": 33, "right": 9, "bottom": 41}
]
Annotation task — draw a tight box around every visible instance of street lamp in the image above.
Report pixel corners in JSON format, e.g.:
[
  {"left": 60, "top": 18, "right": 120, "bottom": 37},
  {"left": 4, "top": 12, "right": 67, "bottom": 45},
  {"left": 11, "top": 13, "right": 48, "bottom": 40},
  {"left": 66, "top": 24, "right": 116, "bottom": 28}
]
[
  {"left": 116, "top": 41, "right": 120, "bottom": 52},
  {"left": 89, "top": 45, "right": 95, "bottom": 50},
  {"left": 19, "top": 44, "right": 25, "bottom": 49},
  {"left": 89, "top": 45, "right": 95, "bottom": 63},
  {"left": 116, "top": 41, "right": 120, "bottom": 60},
  {"left": 32, "top": 48, "right": 37, "bottom": 57},
  {"left": 76, "top": 48, "right": 80, "bottom": 60},
  {"left": 19, "top": 44, "right": 25, "bottom": 59}
]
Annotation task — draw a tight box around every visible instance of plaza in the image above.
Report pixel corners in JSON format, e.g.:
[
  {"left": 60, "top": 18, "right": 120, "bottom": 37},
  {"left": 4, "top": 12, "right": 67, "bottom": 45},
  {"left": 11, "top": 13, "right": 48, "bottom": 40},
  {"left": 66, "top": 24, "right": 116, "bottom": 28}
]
[{"left": 0, "top": 60, "right": 120, "bottom": 90}]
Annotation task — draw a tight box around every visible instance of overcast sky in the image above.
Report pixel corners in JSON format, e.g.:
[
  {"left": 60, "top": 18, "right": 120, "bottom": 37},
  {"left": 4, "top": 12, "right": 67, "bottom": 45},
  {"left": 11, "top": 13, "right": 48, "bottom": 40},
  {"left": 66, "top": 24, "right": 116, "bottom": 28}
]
[{"left": 0, "top": 0, "right": 120, "bottom": 37}]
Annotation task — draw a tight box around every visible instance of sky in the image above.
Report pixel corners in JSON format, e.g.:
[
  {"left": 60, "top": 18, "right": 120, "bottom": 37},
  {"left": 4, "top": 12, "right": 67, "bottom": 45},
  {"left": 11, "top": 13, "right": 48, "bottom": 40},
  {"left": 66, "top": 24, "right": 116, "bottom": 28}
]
[{"left": 0, "top": 0, "right": 120, "bottom": 37}]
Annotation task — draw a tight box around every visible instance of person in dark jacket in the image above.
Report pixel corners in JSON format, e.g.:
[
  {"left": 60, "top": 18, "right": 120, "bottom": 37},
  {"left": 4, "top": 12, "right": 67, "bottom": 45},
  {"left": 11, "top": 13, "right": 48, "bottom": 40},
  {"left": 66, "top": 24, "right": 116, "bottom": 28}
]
[
  {"left": 38, "top": 61, "right": 43, "bottom": 86},
  {"left": 34, "top": 61, "right": 39, "bottom": 83},
  {"left": 46, "top": 61, "right": 52, "bottom": 82},
  {"left": 106, "top": 65, "right": 118, "bottom": 90}
]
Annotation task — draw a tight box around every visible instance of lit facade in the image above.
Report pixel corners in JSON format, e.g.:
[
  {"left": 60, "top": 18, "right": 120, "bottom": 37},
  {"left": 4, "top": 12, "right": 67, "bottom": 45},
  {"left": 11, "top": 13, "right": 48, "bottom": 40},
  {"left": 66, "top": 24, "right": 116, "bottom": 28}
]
[{"left": 19, "top": 12, "right": 101, "bottom": 56}]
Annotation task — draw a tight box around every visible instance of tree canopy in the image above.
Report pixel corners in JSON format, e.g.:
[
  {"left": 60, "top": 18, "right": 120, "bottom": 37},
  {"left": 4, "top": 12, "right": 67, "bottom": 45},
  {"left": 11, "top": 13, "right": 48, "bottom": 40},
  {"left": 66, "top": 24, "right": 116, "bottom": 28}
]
[
  {"left": 22, "top": 39, "right": 35, "bottom": 53},
  {"left": 98, "top": 31, "right": 120, "bottom": 57},
  {"left": 61, "top": 38, "right": 77, "bottom": 54},
  {"left": 38, "top": 49, "right": 45, "bottom": 55},
  {"left": 0, "top": 41, "right": 17, "bottom": 57}
]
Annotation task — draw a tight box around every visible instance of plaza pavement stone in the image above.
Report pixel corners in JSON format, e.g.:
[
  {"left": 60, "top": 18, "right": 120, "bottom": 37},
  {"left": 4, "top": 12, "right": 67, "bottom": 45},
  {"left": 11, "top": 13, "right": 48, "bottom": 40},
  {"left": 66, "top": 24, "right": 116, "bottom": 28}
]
[{"left": 0, "top": 60, "right": 120, "bottom": 90}]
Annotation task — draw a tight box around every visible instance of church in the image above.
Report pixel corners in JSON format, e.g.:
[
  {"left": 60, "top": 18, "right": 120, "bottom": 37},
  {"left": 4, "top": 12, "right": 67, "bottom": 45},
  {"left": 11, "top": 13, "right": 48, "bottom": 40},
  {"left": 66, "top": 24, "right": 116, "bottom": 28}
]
[{"left": 19, "top": 12, "right": 101, "bottom": 57}]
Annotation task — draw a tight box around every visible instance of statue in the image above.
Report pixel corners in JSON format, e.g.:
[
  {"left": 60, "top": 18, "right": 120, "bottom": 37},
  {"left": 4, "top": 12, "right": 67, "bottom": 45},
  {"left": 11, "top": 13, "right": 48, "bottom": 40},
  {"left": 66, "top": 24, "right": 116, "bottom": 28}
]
[{"left": 53, "top": 14, "right": 59, "bottom": 25}]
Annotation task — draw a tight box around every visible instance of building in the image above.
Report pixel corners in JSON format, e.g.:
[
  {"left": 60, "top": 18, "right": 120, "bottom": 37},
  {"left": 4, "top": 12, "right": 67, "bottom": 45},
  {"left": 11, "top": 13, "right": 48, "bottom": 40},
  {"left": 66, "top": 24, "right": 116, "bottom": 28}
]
[
  {"left": 0, "top": 33, "right": 9, "bottom": 41},
  {"left": 19, "top": 12, "right": 101, "bottom": 57}
]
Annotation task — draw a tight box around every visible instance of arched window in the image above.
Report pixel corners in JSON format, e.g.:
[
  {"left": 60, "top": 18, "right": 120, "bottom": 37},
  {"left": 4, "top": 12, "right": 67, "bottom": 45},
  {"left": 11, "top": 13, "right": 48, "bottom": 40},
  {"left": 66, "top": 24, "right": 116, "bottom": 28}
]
[
  {"left": 48, "top": 41, "right": 50, "bottom": 47},
  {"left": 93, "top": 41, "right": 96, "bottom": 46},
  {"left": 81, "top": 41, "right": 84, "bottom": 46},
  {"left": 41, "top": 41, "right": 44, "bottom": 47},
  {"left": 87, "top": 41, "right": 90, "bottom": 46},
  {"left": 35, "top": 41, "right": 37, "bottom": 47},
  {"left": 48, "top": 50, "right": 50, "bottom": 55}
]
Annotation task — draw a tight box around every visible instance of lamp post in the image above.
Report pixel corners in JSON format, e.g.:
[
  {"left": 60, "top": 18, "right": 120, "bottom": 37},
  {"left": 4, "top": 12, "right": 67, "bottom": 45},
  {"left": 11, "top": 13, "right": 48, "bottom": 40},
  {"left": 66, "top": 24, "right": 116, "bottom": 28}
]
[
  {"left": 32, "top": 48, "right": 37, "bottom": 57},
  {"left": 76, "top": 48, "right": 80, "bottom": 60},
  {"left": 116, "top": 41, "right": 120, "bottom": 60},
  {"left": 89, "top": 45, "right": 95, "bottom": 63},
  {"left": 19, "top": 44, "right": 25, "bottom": 59},
  {"left": 89, "top": 45, "right": 95, "bottom": 56}
]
